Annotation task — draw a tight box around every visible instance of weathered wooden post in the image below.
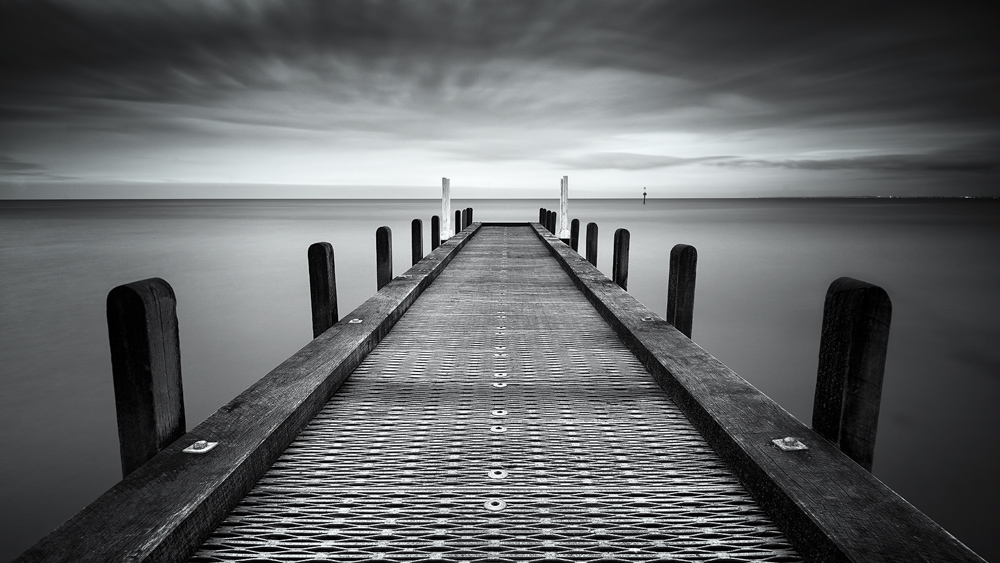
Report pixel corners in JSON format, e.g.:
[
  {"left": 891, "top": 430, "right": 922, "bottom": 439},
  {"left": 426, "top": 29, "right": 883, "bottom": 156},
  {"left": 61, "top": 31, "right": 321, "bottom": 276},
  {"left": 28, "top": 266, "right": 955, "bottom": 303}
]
[
  {"left": 539, "top": 208, "right": 546, "bottom": 224},
  {"left": 441, "top": 178, "right": 452, "bottom": 240},
  {"left": 461, "top": 208, "right": 469, "bottom": 230},
  {"left": 586, "top": 222, "right": 598, "bottom": 266},
  {"left": 431, "top": 215, "right": 440, "bottom": 250},
  {"left": 612, "top": 228, "right": 630, "bottom": 290},
  {"left": 813, "top": 277, "right": 892, "bottom": 472},
  {"left": 307, "top": 242, "right": 338, "bottom": 338},
  {"left": 411, "top": 219, "right": 423, "bottom": 266},
  {"left": 558, "top": 176, "right": 570, "bottom": 243},
  {"left": 455, "top": 210, "right": 462, "bottom": 234},
  {"left": 667, "top": 244, "right": 697, "bottom": 338},
  {"left": 547, "top": 210, "right": 556, "bottom": 233},
  {"left": 468, "top": 207, "right": 473, "bottom": 225},
  {"left": 570, "top": 218, "right": 580, "bottom": 252},
  {"left": 376, "top": 226, "right": 392, "bottom": 290},
  {"left": 107, "top": 278, "right": 185, "bottom": 477}
]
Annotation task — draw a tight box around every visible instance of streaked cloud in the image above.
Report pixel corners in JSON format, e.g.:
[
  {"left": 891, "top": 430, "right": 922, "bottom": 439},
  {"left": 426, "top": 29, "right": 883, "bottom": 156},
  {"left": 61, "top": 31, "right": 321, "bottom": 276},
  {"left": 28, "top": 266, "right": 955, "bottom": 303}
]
[
  {"left": 0, "top": 156, "right": 46, "bottom": 174},
  {"left": 1, "top": 1, "right": 997, "bottom": 196},
  {"left": 556, "top": 153, "right": 730, "bottom": 171}
]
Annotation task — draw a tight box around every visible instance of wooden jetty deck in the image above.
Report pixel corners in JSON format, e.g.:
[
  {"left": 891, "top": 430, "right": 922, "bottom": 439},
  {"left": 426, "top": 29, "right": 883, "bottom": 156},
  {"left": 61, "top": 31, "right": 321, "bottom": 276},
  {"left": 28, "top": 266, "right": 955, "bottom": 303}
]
[{"left": 17, "top": 223, "right": 983, "bottom": 562}]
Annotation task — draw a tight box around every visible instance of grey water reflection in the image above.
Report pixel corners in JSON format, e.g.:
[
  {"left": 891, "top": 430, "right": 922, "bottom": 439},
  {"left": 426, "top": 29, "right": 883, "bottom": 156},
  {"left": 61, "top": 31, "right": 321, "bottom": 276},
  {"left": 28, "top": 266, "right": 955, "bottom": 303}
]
[{"left": 1, "top": 198, "right": 997, "bottom": 560}]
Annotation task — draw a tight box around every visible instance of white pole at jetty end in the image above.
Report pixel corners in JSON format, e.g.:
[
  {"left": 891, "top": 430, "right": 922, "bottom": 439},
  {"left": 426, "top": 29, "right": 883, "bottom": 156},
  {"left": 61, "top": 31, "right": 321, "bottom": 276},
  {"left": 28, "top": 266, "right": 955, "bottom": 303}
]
[
  {"left": 558, "top": 175, "right": 570, "bottom": 240},
  {"left": 441, "top": 177, "right": 452, "bottom": 239}
]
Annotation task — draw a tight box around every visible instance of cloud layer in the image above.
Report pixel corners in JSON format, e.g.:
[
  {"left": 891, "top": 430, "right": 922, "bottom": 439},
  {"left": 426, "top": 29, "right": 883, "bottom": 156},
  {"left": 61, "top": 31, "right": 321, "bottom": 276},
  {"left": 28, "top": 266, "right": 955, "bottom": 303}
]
[{"left": 2, "top": 1, "right": 998, "bottom": 196}]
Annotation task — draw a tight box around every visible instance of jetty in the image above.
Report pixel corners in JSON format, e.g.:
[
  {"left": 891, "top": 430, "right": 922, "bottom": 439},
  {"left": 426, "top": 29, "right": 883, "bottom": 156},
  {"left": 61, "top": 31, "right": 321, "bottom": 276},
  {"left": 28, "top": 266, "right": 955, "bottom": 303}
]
[{"left": 16, "top": 219, "right": 984, "bottom": 562}]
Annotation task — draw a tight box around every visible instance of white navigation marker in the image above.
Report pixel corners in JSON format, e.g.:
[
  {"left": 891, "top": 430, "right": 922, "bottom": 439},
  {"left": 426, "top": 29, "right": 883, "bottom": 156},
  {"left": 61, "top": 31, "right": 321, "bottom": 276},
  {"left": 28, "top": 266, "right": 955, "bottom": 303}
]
[
  {"left": 441, "top": 177, "right": 452, "bottom": 240},
  {"left": 558, "top": 175, "right": 570, "bottom": 240}
]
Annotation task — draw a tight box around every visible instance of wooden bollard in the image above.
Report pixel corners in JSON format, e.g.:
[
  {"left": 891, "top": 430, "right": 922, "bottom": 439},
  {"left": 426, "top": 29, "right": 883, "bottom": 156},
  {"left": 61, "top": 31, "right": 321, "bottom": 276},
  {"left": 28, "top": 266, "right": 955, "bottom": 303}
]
[
  {"left": 547, "top": 210, "right": 556, "bottom": 233},
  {"left": 411, "top": 218, "right": 423, "bottom": 266},
  {"left": 307, "top": 242, "right": 339, "bottom": 338},
  {"left": 585, "top": 222, "right": 598, "bottom": 266},
  {"left": 376, "top": 226, "right": 392, "bottom": 290},
  {"left": 107, "top": 278, "right": 185, "bottom": 477},
  {"left": 431, "top": 215, "right": 440, "bottom": 250},
  {"left": 455, "top": 210, "right": 462, "bottom": 234},
  {"left": 570, "top": 218, "right": 580, "bottom": 252},
  {"left": 467, "top": 207, "right": 473, "bottom": 226},
  {"left": 461, "top": 208, "right": 468, "bottom": 229},
  {"left": 612, "top": 228, "right": 630, "bottom": 290},
  {"left": 539, "top": 208, "right": 546, "bottom": 224},
  {"left": 667, "top": 244, "right": 697, "bottom": 338},
  {"left": 813, "top": 277, "right": 892, "bottom": 472}
]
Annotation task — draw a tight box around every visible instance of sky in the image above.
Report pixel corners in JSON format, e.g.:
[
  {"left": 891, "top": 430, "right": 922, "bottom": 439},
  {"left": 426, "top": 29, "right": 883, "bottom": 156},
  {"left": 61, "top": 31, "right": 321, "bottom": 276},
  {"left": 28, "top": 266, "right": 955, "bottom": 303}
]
[{"left": 1, "top": 1, "right": 998, "bottom": 198}]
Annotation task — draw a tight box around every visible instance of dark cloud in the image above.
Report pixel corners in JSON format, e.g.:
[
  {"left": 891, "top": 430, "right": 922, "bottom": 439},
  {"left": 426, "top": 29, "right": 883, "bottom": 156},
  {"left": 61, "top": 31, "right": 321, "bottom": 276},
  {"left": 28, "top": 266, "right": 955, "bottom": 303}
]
[
  {"left": 0, "top": 155, "right": 75, "bottom": 182},
  {"left": 3, "top": 2, "right": 997, "bottom": 124},
  {"left": 0, "top": 155, "right": 47, "bottom": 174},
  {"left": 717, "top": 154, "right": 998, "bottom": 174},
  {"left": 713, "top": 141, "right": 1000, "bottom": 174}
]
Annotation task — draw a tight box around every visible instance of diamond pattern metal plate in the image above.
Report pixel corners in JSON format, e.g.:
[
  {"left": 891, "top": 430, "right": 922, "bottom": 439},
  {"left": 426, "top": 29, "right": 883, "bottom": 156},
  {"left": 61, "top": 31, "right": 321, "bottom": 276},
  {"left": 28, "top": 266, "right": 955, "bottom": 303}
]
[{"left": 191, "top": 226, "right": 803, "bottom": 562}]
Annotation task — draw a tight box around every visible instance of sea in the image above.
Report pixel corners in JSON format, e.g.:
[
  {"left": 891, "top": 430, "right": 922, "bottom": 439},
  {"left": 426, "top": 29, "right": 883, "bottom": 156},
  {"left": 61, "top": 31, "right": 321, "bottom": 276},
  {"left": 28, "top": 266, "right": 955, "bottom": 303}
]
[{"left": 1, "top": 198, "right": 998, "bottom": 561}]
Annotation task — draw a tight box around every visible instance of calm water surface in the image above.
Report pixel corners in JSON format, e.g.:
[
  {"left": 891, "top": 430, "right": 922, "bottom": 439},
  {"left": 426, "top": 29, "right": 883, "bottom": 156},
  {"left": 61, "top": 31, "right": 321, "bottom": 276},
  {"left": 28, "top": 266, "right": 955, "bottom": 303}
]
[{"left": 1, "top": 198, "right": 998, "bottom": 560}]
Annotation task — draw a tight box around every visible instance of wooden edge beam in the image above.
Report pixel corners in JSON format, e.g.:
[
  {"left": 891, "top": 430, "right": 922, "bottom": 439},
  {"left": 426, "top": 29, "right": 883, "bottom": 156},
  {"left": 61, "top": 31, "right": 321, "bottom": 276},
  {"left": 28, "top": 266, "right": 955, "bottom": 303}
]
[
  {"left": 529, "top": 223, "right": 984, "bottom": 563},
  {"left": 16, "top": 224, "right": 484, "bottom": 563}
]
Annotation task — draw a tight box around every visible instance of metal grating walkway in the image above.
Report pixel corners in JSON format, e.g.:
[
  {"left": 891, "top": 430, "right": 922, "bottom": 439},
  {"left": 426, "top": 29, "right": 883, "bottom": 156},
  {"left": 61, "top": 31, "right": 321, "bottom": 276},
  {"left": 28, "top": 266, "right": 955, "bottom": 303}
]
[{"left": 191, "top": 226, "right": 803, "bottom": 562}]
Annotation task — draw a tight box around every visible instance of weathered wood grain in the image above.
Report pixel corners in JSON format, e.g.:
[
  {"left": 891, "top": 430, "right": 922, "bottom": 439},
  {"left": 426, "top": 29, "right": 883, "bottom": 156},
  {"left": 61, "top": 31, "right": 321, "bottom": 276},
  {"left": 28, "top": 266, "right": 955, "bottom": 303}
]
[
  {"left": 106, "top": 278, "right": 185, "bottom": 477},
  {"left": 431, "top": 215, "right": 440, "bottom": 250},
  {"left": 531, "top": 223, "right": 984, "bottom": 563},
  {"left": 666, "top": 243, "right": 697, "bottom": 339},
  {"left": 455, "top": 210, "right": 462, "bottom": 235},
  {"left": 17, "top": 225, "right": 483, "bottom": 563},
  {"left": 376, "top": 226, "right": 392, "bottom": 291},
  {"left": 467, "top": 207, "right": 473, "bottom": 226},
  {"left": 813, "top": 277, "right": 891, "bottom": 472},
  {"left": 307, "top": 242, "right": 338, "bottom": 338},
  {"left": 570, "top": 218, "right": 580, "bottom": 252},
  {"left": 612, "top": 228, "right": 630, "bottom": 290}
]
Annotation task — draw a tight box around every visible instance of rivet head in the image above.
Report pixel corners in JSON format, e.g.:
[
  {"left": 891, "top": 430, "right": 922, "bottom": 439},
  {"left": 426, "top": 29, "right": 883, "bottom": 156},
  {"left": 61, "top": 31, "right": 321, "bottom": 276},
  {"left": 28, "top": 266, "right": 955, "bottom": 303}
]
[
  {"left": 492, "top": 382, "right": 507, "bottom": 388},
  {"left": 483, "top": 499, "right": 507, "bottom": 511},
  {"left": 493, "top": 372, "right": 508, "bottom": 378},
  {"left": 488, "top": 469, "right": 509, "bottom": 479},
  {"left": 490, "top": 425, "right": 507, "bottom": 433},
  {"left": 348, "top": 318, "right": 362, "bottom": 324},
  {"left": 491, "top": 409, "right": 508, "bottom": 416}
]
